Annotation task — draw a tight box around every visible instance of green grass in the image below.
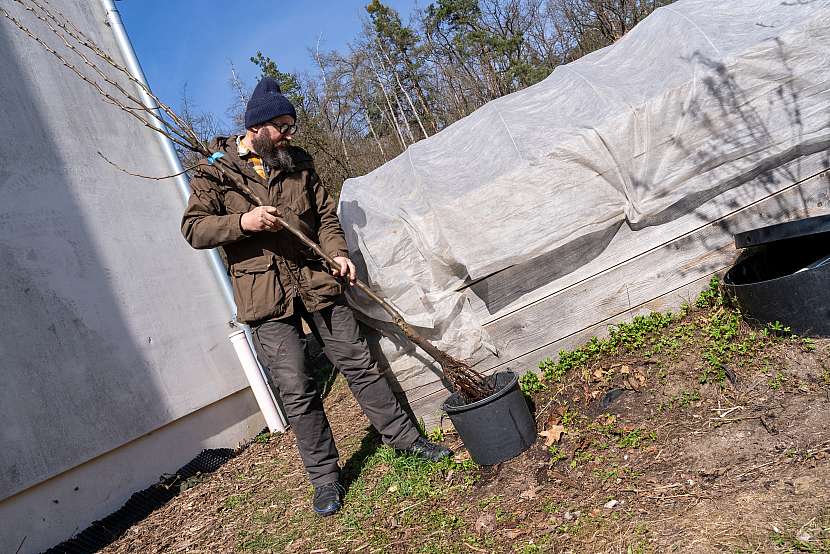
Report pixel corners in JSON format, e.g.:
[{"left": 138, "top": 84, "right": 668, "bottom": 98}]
[
  {"left": 227, "top": 275, "right": 825, "bottom": 553},
  {"left": 227, "top": 435, "right": 479, "bottom": 552}
]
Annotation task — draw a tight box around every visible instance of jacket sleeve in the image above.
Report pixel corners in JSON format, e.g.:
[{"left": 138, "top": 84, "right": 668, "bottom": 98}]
[
  {"left": 181, "top": 166, "right": 249, "bottom": 250},
  {"left": 311, "top": 171, "right": 349, "bottom": 259}
]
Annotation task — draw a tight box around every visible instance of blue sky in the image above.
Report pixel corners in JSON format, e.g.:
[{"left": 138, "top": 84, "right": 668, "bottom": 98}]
[{"left": 118, "top": 0, "right": 420, "bottom": 131}]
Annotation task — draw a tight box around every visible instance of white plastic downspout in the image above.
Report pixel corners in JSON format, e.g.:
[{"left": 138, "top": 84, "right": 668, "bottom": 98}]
[{"left": 99, "top": 0, "right": 287, "bottom": 432}]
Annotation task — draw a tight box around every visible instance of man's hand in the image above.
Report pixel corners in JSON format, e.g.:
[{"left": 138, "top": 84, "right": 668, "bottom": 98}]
[
  {"left": 331, "top": 256, "right": 356, "bottom": 285},
  {"left": 241, "top": 206, "right": 282, "bottom": 232}
]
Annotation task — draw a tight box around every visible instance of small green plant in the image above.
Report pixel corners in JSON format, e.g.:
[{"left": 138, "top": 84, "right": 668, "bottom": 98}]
[
  {"left": 548, "top": 445, "right": 567, "bottom": 464},
  {"left": 538, "top": 356, "right": 561, "bottom": 381},
  {"left": 678, "top": 389, "right": 701, "bottom": 407},
  {"left": 617, "top": 428, "right": 657, "bottom": 449},
  {"left": 477, "top": 494, "right": 503, "bottom": 509},
  {"left": 766, "top": 320, "right": 791, "bottom": 336},
  {"left": 695, "top": 276, "right": 723, "bottom": 308},
  {"left": 223, "top": 492, "right": 252, "bottom": 510},
  {"left": 698, "top": 308, "right": 745, "bottom": 384},
  {"left": 561, "top": 407, "right": 580, "bottom": 427},
  {"left": 538, "top": 311, "right": 675, "bottom": 383},
  {"left": 253, "top": 431, "right": 272, "bottom": 444},
  {"left": 539, "top": 348, "right": 590, "bottom": 382},
  {"left": 769, "top": 370, "right": 786, "bottom": 390},
  {"left": 541, "top": 499, "right": 562, "bottom": 514},
  {"left": 424, "top": 508, "right": 464, "bottom": 531},
  {"left": 569, "top": 450, "right": 594, "bottom": 469},
  {"left": 426, "top": 426, "right": 445, "bottom": 443},
  {"left": 519, "top": 370, "right": 546, "bottom": 395},
  {"left": 607, "top": 311, "right": 675, "bottom": 352}
]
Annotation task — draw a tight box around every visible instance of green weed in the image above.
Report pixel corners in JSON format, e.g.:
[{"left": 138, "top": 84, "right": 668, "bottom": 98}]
[
  {"left": 548, "top": 445, "right": 567, "bottom": 464},
  {"left": 616, "top": 428, "right": 657, "bottom": 449},
  {"left": 695, "top": 276, "right": 723, "bottom": 309},
  {"left": 769, "top": 371, "right": 786, "bottom": 390},
  {"left": 678, "top": 389, "right": 701, "bottom": 407},
  {"left": 477, "top": 494, "right": 503, "bottom": 510},
  {"left": 539, "top": 311, "right": 675, "bottom": 383},
  {"left": 766, "top": 320, "right": 791, "bottom": 336},
  {"left": 223, "top": 492, "right": 252, "bottom": 510},
  {"left": 426, "top": 426, "right": 445, "bottom": 443},
  {"left": 519, "top": 370, "right": 546, "bottom": 395}
]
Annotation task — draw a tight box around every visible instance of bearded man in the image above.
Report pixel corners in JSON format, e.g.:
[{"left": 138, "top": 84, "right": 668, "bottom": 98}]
[{"left": 181, "top": 77, "right": 450, "bottom": 516}]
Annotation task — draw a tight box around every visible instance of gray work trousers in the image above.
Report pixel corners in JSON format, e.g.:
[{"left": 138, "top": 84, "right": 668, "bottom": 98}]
[{"left": 251, "top": 296, "right": 420, "bottom": 486}]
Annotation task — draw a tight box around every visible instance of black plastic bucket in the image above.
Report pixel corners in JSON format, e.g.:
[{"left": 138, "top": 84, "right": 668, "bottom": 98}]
[
  {"left": 723, "top": 214, "right": 830, "bottom": 337},
  {"left": 442, "top": 371, "right": 537, "bottom": 465}
]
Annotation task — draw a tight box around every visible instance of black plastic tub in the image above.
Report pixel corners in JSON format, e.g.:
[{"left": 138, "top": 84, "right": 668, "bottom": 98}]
[
  {"left": 723, "top": 214, "right": 830, "bottom": 337},
  {"left": 442, "top": 371, "right": 537, "bottom": 465}
]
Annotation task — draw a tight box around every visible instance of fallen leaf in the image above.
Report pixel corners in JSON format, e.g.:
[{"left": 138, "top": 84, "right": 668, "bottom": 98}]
[
  {"left": 453, "top": 451, "right": 471, "bottom": 463},
  {"left": 387, "top": 484, "right": 399, "bottom": 493},
  {"left": 546, "top": 411, "right": 562, "bottom": 427},
  {"left": 519, "top": 487, "right": 539, "bottom": 500},
  {"left": 503, "top": 528, "right": 523, "bottom": 539},
  {"left": 539, "top": 425, "right": 565, "bottom": 447},
  {"left": 604, "top": 499, "right": 619, "bottom": 509},
  {"left": 475, "top": 513, "right": 496, "bottom": 533},
  {"left": 620, "top": 365, "right": 631, "bottom": 375}
]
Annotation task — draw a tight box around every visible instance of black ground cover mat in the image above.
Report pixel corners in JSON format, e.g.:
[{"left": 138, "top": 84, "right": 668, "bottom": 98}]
[{"left": 43, "top": 448, "right": 236, "bottom": 554}]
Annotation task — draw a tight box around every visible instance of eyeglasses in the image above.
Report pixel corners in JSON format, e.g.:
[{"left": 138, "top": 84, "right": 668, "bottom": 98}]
[{"left": 267, "top": 121, "right": 298, "bottom": 135}]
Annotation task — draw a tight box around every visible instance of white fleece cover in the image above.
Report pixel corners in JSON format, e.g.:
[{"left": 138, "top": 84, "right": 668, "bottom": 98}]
[{"left": 338, "top": 0, "right": 830, "bottom": 379}]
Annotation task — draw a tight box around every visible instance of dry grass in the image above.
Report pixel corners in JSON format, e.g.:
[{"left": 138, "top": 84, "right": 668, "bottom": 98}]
[{"left": 101, "top": 283, "right": 830, "bottom": 553}]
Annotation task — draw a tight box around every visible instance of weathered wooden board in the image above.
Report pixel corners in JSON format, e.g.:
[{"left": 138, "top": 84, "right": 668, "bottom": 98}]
[
  {"left": 397, "top": 169, "right": 830, "bottom": 415},
  {"left": 468, "top": 155, "right": 830, "bottom": 325},
  {"left": 413, "top": 272, "right": 720, "bottom": 429}
]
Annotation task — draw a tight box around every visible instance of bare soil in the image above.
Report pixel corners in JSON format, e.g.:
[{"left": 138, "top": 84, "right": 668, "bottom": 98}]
[{"left": 101, "top": 305, "right": 830, "bottom": 553}]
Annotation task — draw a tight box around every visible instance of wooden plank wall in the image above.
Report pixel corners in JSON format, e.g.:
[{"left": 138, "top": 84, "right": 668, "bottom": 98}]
[{"left": 397, "top": 167, "right": 830, "bottom": 428}]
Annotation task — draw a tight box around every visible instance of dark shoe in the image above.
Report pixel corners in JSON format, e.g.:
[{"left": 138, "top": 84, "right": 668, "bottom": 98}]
[
  {"left": 312, "top": 482, "right": 344, "bottom": 516},
  {"left": 401, "top": 436, "right": 453, "bottom": 462}
]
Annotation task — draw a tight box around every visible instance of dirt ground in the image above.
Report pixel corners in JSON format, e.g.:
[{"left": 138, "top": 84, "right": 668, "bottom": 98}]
[{"left": 101, "top": 288, "right": 830, "bottom": 553}]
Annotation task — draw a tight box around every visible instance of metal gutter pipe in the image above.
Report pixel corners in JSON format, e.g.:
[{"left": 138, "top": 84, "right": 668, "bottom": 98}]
[{"left": 99, "top": 0, "right": 286, "bottom": 432}]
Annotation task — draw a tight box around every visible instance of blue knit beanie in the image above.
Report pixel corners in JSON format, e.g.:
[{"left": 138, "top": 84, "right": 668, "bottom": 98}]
[{"left": 244, "top": 77, "right": 297, "bottom": 129}]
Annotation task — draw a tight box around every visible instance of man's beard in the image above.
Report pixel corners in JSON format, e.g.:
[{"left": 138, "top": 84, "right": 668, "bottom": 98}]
[{"left": 251, "top": 134, "right": 295, "bottom": 173}]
